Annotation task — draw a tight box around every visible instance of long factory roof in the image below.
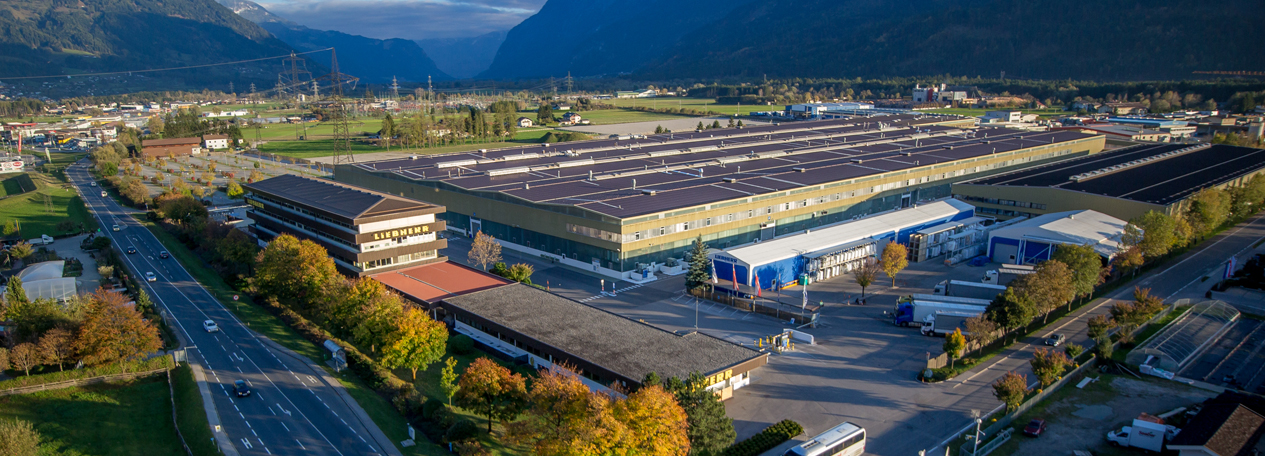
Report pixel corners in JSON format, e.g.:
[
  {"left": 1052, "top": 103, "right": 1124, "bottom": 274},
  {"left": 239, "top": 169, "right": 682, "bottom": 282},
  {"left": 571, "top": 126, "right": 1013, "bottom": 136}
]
[
  {"left": 963, "top": 143, "right": 1265, "bottom": 206},
  {"left": 351, "top": 115, "right": 1100, "bottom": 219}
]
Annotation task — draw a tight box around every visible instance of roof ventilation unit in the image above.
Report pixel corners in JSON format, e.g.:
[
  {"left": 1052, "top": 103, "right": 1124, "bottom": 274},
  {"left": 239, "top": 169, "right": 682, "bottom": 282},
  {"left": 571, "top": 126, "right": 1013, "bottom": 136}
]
[
  {"left": 722, "top": 177, "right": 738, "bottom": 183},
  {"left": 793, "top": 167, "right": 806, "bottom": 172},
  {"left": 641, "top": 189, "right": 657, "bottom": 196}
]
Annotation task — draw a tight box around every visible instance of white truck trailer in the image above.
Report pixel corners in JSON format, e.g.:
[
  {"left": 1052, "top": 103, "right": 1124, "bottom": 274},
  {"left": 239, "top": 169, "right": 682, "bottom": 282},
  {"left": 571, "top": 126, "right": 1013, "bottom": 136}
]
[
  {"left": 933, "top": 279, "right": 1007, "bottom": 300},
  {"left": 893, "top": 297, "right": 987, "bottom": 328}
]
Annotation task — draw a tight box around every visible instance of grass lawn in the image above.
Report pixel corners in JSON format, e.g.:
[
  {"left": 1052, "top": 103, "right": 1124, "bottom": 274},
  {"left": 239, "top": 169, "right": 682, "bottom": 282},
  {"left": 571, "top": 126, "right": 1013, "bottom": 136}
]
[
  {"left": 0, "top": 172, "right": 35, "bottom": 197},
  {"left": 132, "top": 218, "right": 452, "bottom": 454},
  {"left": 604, "top": 97, "right": 780, "bottom": 115},
  {"left": 172, "top": 363, "right": 219, "bottom": 456},
  {"left": 0, "top": 374, "right": 186, "bottom": 456},
  {"left": 0, "top": 172, "right": 97, "bottom": 238},
  {"left": 253, "top": 120, "right": 377, "bottom": 141},
  {"left": 571, "top": 109, "right": 692, "bottom": 124}
]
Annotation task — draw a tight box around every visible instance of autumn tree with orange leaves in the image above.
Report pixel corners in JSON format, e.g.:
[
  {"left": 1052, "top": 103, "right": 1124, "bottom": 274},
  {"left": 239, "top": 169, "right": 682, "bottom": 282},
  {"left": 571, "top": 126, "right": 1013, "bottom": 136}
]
[
  {"left": 454, "top": 357, "right": 528, "bottom": 433},
  {"left": 72, "top": 289, "right": 161, "bottom": 372}
]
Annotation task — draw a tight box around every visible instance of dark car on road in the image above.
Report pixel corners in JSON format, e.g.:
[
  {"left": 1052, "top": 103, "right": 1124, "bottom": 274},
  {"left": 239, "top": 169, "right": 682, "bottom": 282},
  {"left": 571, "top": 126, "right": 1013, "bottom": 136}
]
[
  {"left": 1044, "top": 334, "right": 1066, "bottom": 347},
  {"left": 1023, "top": 419, "right": 1047, "bottom": 437},
  {"left": 233, "top": 380, "right": 251, "bottom": 397},
  {"left": 126, "top": 246, "right": 137, "bottom": 254},
  {"left": 159, "top": 250, "right": 169, "bottom": 259}
]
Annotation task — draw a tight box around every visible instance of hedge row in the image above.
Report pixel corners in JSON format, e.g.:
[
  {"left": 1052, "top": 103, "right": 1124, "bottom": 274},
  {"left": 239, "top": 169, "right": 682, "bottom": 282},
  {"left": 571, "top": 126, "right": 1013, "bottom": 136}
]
[
  {"left": 723, "top": 419, "right": 804, "bottom": 456},
  {"left": 0, "top": 356, "right": 174, "bottom": 390},
  {"left": 256, "top": 297, "right": 422, "bottom": 414}
]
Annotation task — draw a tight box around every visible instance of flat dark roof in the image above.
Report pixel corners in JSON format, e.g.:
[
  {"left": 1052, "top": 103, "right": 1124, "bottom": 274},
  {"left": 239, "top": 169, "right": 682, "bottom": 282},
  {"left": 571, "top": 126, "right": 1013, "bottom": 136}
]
[
  {"left": 245, "top": 174, "right": 441, "bottom": 221},
  {"left": 963, "top": 143, "right": 1265, "bottom": 205},
  {"left": 443, "top": 284, "right": 765, "bottom": 381},
  {"left": 346, "top": 116, "right": 1097, "bottom": 219}
]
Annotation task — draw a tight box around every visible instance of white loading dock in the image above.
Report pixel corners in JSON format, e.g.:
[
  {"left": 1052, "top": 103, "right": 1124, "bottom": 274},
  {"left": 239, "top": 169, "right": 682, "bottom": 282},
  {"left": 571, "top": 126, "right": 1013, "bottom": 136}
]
[
  {"left": 710, "top": 198, "right": 975, "bottom": 289},
  {"left": 986, "top": 209, "right": 1125, "bottom": 264}
]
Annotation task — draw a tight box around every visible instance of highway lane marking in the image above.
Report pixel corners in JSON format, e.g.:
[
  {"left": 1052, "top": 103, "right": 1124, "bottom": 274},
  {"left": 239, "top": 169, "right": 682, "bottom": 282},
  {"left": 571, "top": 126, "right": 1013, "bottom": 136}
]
[
  {"left": 80, "top": 176, "right": 355, "bottom": 456},
  {"left": 252, "top": 429, "right": 258, "bottom": 437},
  {"left": 295, "top": 439, "right": 305, "bottom": 450},
  {"left": 281, "top": 422, "right": 289, "bottom": 432},
  {"left": 260, "top": 440, "right": 269, "bottom": 454},
  {"left": 268, "top": 406, "right": 276, "bottom": 416}
]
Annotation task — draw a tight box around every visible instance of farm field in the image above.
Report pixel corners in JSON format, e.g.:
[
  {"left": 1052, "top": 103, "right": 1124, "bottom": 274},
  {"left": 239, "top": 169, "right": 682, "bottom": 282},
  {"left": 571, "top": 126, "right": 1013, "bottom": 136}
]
[{"left": 0, "top": 171, "right": 97, "bottom": 238}]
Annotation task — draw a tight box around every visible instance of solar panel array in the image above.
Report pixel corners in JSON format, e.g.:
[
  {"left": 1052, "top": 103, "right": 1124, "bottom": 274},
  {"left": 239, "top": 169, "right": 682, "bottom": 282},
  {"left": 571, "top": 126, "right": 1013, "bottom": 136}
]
[{"left": 352, "top": 115, "right": 1097, "bottom": 218}]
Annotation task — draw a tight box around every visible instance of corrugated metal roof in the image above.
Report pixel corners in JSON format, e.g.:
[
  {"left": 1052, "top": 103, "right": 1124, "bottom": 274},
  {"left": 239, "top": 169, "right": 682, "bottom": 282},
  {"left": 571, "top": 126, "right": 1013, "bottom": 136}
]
[
  {"left": 724, "top": 198, "right": 974, "bottom": 266},
  {"left": 244, "top": 175, "right": 439, "bottom": 220},
  {"left": 989, "top": 210, "right": 1125, "bottom": 257}
]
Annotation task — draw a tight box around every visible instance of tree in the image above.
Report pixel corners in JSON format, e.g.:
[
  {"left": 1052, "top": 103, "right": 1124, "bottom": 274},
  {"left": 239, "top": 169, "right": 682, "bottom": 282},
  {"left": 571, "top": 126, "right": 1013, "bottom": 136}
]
[
  {"left": 441, "top": 357, "right": 460, "bottom": 405},
  {"left": 9, "top": 343, "right": 38, "bottom": 376},
  {"left": 964, "top": 315, "right": 999, "bottom": 349},
  {"left": 615, "top": 384, "right": 690, "bottom": 456},
  {"left": 536, "top": 104, "right": 553, "bottom": 125},
  {"left": 1052, "top": 244, "right": 1103, "bottom": 309},
  {"left": 37, "top": 327, "right": 73, "bottom": 371},
  {"left": 989, "top": 288, "right": 1036, "bottom": 342},
  {"left": 352, "top": 292, "right": 404, "bottom": 354},
  {"left": 226, "top": 180, "right": 244, "bottom": 199},
  {"left": 710, "top": 120, "right": 722, "bottom": 129},
  {"left": 1030, "top": 348, "right": 1071, "bottom": 387},
  {"left": 508, "top": 366, "right": 621, "bottom": 455},
  {"left": 944, "top": 328, "right": 966, "bottom": 368},
  {"left": 880, "top": 242, "right": 909, "bottom": 287},
  {"left": 253, "top": 234, "right": 339, "bottom": 306},
  {"left": 1187, "top": 187, "right": 1231, "bottom": 236},
  {"left": 468, "top": 231, "right": 502, "bottom": 271},
  {"left": 4, "top": 275, "right": 30, "bottom": 316},
  {"left": 0, "top": 418, "right": 41, "bottom": 456},
  {"left": 379, "top": 307, "right": 447, "bottom": 380},
  {"left": 454, "top": 357, "right": 528, "bottom": 433},
  {"left": 737, "top": 119, "right": 745, "bottom": 128},
  {"left": 685, "top": 235, "right": 711, "bottom": 291},
  {"left": 380, "top": 114, "right": 397, "bottom": 147},
  {"left": 1128, "top": 211, "right": 1178, "bottom": 259},
  {"left": 2, "top": 219, "right": 17, "bottom": 236},
  {"left": 8, "top": 242, "right": 33, "bottom": 263},
  {"left": 1111, "top": 246, "right": 1145, "bottom": 278},
  {"left": 72, "top": 289, "right": 162, "bottom": 370},
  {"left": 850, "top": 257, "right": 880, "bottom": 298},
  {"left": 0, "top": 347, "right": 8, "bottom": 372},
  {"left": 505, "top": 263, "right": 534, "bottom": 285},
  {"left": 1087, "top": 314, "right": 1116, "bottom": 340},
  {"left": 992, "top": 371, "right": 1030, "bottom": 412},
  {"left": 1015, "top": 260, "right": 1075, "bottom": 323}
]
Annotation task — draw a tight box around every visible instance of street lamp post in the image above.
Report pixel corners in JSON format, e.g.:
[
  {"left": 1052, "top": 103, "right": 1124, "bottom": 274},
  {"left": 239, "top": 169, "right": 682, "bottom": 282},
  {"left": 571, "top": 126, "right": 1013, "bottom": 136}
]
[{"left": 972, "top": 409, "right": 982, "bottom": 456}]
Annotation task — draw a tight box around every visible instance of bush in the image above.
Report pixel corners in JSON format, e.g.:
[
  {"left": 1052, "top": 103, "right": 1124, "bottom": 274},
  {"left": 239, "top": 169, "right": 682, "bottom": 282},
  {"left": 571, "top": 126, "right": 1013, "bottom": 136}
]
[
  {"left": 432, "top": 405, "right": 456, "bottom": 429},
  {"left": 445, "top": 419, "right": 479, "bottom": 443},
  {"left": 1065, "top": 343, "right": 1085, "bottom": 359},
  {"left": 423, "top": 398, "right": 445, "bottom": 420},
  {"left": 723, "top": 419, "right": 804, "bottom": 456},
  {"left": 450, "top": 334, "right": 475, "bottom": 355}
]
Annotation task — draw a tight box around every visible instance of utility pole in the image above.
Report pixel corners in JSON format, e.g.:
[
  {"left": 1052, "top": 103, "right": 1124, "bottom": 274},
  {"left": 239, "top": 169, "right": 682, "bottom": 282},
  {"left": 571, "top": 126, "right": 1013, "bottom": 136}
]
[
  {"left": 249, "top": 83, "right": 256, "bottom": 101},
  {"left": 566, "top": 71, "right": 573, "bottom": 95},
  {"left": 228, "top": 81, "right": 234, "bottom": 96}
]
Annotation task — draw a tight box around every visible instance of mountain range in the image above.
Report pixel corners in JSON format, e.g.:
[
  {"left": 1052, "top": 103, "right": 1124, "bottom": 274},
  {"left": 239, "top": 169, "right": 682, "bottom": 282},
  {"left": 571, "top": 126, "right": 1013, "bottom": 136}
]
[
  {"left": 484, "top": 0, "right": 1265, "bottom": 81},
  {"left": 0, "top": 0, "right": 299, "bottom": 89}
]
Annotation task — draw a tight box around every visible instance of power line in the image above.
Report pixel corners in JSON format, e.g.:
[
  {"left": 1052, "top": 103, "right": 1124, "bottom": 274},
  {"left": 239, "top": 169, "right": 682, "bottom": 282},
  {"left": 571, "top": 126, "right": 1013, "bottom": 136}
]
[{"left": 0, "top": 48, "right": 333, "bottom": 81}]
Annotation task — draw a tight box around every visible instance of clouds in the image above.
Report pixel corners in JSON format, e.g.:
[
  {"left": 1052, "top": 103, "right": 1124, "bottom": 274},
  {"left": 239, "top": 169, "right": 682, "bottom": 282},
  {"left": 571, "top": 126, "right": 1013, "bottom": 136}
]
[{"left": 257, "top": 0, "right": 545, "bottom": 40}]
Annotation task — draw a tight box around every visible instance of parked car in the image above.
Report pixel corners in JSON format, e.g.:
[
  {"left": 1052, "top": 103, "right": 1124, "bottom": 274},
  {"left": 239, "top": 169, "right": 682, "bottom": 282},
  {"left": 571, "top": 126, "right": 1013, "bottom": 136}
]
[
  {"left": 126, "top": 246, "right": 137, "bottom": 254},
  {"left": 159, "top": 250, "right": 169, "bottom": 259},
  {"left": 145, "top": 272, "right": 156, "bottom": 282},
  {"left": 1045, "top": 334, "right": 1066, "bottom": 347},
  {"left": 1023, "top": 419, "right": 1047, "bottom": 437},
  {"left": 233, "top": 380, "right": 251, "bottom": 397},
  {"left": 203, "top": 320, "right": 219, "bottom": 332}
]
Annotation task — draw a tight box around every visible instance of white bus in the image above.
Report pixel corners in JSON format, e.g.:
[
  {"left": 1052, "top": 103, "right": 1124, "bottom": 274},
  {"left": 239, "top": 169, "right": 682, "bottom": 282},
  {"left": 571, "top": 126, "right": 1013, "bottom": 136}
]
[{"left": 783, "top": 422, "right": 866, "bottom": 456}]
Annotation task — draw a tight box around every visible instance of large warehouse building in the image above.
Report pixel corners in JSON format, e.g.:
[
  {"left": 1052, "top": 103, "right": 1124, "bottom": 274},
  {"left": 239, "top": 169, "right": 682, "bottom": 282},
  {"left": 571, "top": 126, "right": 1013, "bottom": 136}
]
[
  {"left": 953, "top": 143, "right": 1265, "bottom": 222},
  {"left": 336, "top": 115, "right": 1104, "bottom": 280}
]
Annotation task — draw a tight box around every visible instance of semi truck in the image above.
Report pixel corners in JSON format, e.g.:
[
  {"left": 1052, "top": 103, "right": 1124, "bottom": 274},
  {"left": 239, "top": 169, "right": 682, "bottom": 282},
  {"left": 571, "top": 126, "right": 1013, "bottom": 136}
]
[
  {"left": 893, "top": 297, "right": 987, "bottom": 328},
  {"left": 907, "top": 293, "right": 992, "bottom": 307},
  {"left": 922, "top": 310, "right": 980, "bottom": 337},
  {"left": 933, "top": 280, "right": 1007, "bottom": 300},
  {"left": 982, "top": 264, "right": 1035, "bottom": 286}
]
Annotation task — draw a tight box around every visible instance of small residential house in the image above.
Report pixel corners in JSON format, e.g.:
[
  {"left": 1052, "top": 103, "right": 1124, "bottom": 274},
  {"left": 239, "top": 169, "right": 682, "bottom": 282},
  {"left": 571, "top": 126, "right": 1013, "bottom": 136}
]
[
  {"left": 517, "top": 117, "right": 534, "bottom": 128},
  {"left": 1167, "top": 392, "right": 1265, "bottom": 456},
  {"left": 561, "top": 112, "right": 583, "bottom": 125},
  {"left": 203, "top": 135, "right": 229, "bottom": 150},
  {"left": 553, "top": 103, "right": 572, "bottom": 111}
]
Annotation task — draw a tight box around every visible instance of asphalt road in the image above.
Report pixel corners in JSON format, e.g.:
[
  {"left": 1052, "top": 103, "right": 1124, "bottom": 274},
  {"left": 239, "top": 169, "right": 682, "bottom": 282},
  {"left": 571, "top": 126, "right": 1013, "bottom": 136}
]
[{"left": 67, "top": 161, "right": 398, "bottom": 456}]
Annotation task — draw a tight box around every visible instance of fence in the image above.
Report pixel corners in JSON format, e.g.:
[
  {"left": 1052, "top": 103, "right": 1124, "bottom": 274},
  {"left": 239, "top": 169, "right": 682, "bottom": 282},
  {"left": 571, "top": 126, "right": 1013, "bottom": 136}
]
[
  {"left": 926, "top": 330, "right": 1006, "bottom": 370},
  {"left": 960, "top": 428, "right": 1012, "bottom": 456},
  {"left": 688, "top": 288, "right": 817, "bottom": 323},
  {"left": 977, "top": 356, "right": 1099, "bottom": 439},
  {"left": 0, "top": 367, "right": 170, "bottom": 397},
  {"left": 167, "top": 368, "right": 196, "bottom": 456}
]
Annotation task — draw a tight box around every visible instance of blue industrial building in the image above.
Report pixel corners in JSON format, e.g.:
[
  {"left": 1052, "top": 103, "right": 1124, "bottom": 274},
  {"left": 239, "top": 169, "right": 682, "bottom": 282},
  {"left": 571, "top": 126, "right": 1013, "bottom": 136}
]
[
  {"left": 986, "top": 210, "right": 1125, "bottom": 264},
  {"left": 709, "top": 199, "right": 975, "bottom": 290}
]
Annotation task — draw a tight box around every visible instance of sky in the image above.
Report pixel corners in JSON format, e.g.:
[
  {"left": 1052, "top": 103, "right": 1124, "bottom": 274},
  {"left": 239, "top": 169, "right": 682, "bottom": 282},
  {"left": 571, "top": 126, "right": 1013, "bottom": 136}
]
[{"left": 255, "top": 0, "right": 546, "bottom": 40}]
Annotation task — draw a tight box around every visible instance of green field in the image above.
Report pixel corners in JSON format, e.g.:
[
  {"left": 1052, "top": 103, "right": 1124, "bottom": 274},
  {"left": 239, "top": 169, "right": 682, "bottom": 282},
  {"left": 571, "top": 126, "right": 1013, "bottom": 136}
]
[
  {"left": 0, "top": 374, "right": 186, "bottom": 456},
  {"left": 605, "top": 97, "right": 782, "bottom": 115},
  {"left": 172, "top": 364, "right": 218, "bottom": 456},
  {"left": 571, "top": 109, "right": 692, "bottom": 124},
  {"left": 0, "top": 172, "right": 36, "bottom": 197},
  {"left": 251, "top": 120, "right": 378, "bottom": 141},
  {"left": 0, "top": 172, "right": 97, "bottom": 238}
]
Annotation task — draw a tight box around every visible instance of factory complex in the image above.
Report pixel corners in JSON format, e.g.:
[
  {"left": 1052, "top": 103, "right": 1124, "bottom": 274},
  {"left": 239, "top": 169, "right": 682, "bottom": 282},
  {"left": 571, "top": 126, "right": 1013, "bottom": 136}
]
[{"left": 336, "top": 114, "right": 1105, "bottom": 280}]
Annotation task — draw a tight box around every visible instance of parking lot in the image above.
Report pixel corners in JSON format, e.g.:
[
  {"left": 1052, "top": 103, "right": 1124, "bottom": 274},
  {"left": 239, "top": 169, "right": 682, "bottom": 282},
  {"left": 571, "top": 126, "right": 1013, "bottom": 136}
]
[{"left": 439, "top": 234, "right": 1004, "bottom": 455}]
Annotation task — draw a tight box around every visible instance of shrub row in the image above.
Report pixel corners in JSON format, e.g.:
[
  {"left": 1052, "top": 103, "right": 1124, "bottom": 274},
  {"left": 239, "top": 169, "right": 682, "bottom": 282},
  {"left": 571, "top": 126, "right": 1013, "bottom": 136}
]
[
  {"left": 255, "top": 297, "right": 422, "bottom": 415},
  {"left": 0, "top": 356, "right": 173, "bottom": 390},
  {"left": 723, "top": 419, "right": 804, "bottom": 456}
]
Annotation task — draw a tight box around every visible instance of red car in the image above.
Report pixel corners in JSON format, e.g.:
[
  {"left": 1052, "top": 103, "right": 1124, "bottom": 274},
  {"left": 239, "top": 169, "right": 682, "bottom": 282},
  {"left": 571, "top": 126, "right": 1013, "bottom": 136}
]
[{"left": 1023, "top": 419, "right": 1047, "bottom": 437}]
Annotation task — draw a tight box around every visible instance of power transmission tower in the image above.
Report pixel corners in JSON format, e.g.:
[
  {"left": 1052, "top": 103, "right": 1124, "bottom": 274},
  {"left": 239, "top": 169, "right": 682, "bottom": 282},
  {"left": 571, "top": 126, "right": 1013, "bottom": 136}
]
[
  {"left": 427, "top": 75, "right": 434, "bottom": 116},
  {"left": 324, "top": 48, "right": 359, "bottom": 166},
  {"left": 565, "top": 72, "right": 573, "bottom": 95},
  {"left": 249, "top": 83, "right": 256, "bottom": 101},
  {"left": 229, "top": 81, "right": 234, "bottom": 95},
  {"left": 390, "top": 76, "right": 400, "bottom": 100}
]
